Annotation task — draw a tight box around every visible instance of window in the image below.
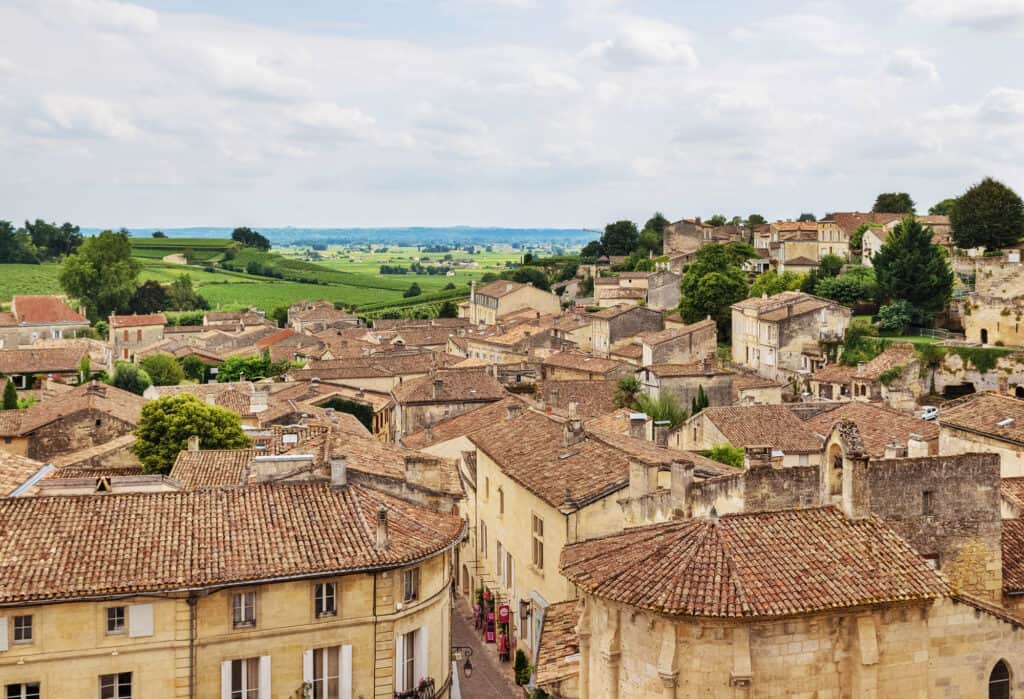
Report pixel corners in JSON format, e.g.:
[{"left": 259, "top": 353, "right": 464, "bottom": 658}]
[
  {"left": 312, "top": 647, "right": 340, "bottom": 699},
  {"left": 401, "top": 630, "right": 418, "bottom": 692},
  {"left": 479, "top": 521, "right": 487, "bottom": 556},
  {"left": 232, "top": 591, "right": 256, "bottom": 627},
  {"left": 990, "top": 660, "right": 1011, "bottom": 699},
  {"left": 99, "top": 672, "right": 132, "bottom": 699},
  {"left": 123, "top": 329, "right": 129, "bottom": 341},
  {"left": 314, "top": 583, "right": 336, "bottom": 618},
  {"left": 922, "top": 490, "right": 934, "bottom": 515},
  {"left": 505, "top": 552, "right": 514, "bottom": 590},
  {"left": 496, "top": 541, "right": 503, "bottom": 577},
  {"left": 403, "top": 568, "right": 420, "bottom": 603},
  {"left": 107, "top": 606, "right": 126, "bottom": 634},
  {"left": 498, "top": 487, "right": 504, "bottom": 516},
  {"left": 6, "top": 684, "right": 40, "bottom": 699},
  {"left": 484, "top": 477, "right": 490, "bottom": 500},
  {"left": 12, "top": 615, "right": 31, "bottom": 643},
  {"left": 798, "top": 454, "right": 809, "bottom": 466},
  {"left": 229, "top": 658, "right": 260, "bottom": 699},
  {"left": 532, "top": 515, "right": 544, "bottom": 570},
  {"left": 136, "top": 329, "right": 142, "bottom": 342}
]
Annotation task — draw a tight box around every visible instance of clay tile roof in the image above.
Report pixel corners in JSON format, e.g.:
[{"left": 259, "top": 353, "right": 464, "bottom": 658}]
[
  {"left": 534, "top": 380, "right": 617, "bottom": 419},
  {"left": 591, "top": 304, "right": 642, "bottom": 320},
  {"left": 811, "top": 363, "right": 857, "bottom": 384},
  {"left": 610, "top": 343, "right": 642, "bottom": 360},
  {"left": 699, "top": 405, "right": 822, "bottom": 452},
  {"left": 731, "top": 373, "right": 782, "bottom": 397},
  {"left": 784, "top": 256, "right": 818, "bottom": 266},
  {"left": 0, "top": 410, "right": 24, "bottom": 437},
  {"left": 0, "top": 451, "right": 47, "bottom": 496},
  {"left": 14, "top": 381, "right": 144, "bottom": 435},
  {"left": 392, "top": 368, "right": 506, "bottom": 404},
  {"left": 560, "top": 507, "right": 949, "bottom": 618},
  {"left": 0, "top": 483, "right": 464, "bottom": 603},
  {"left": 170, "top": 449, "right": 259, "bottom": 489},
  {"left": 542, "top": 352, "right": 628, "bottom": 376},
  {"left": 327, "top": 434, "right": 463, "bottom": 497},
  {"left": 535, "top": 600, "right": 580, "bottom": 687},
  {"left": 802, "top": 402, "right": 938, "bottom": 457},
  {"left": 401, "top": 397, "right": 525, "bottom": 450},
  {"left": 49, "top": 433, "right": 140, "bottom": 470},
  {"left": 475, "top": 280, "right": 526, "bottom": 298},
  {"left": 939, "top": 393, "right": 1024, "bottom": 445},
  {"left": 640, "top": 319, "right": 716, "bottom": 347},
  {"left": 731, "top": 291, "right": 840, "bottom": 323},
  {"left": 0, "top": 347, "right": 88, "bottom": 374},
  {"left": 12, "top": 295, "right": 87, "bottom": 324},
  {"left": 1003, "top": 478, "right": 1024, "bottom": 513},
  {"left": 256, "top": 328, "right": 297, "bottom": 348},
  {"left": 858, "top": 345, "right": 918, "bottom": 380},
  {"left": 109, "top": 314, "right": 166, "bottom": 327},
  {"left": 1003, "top": 519, "right": 1024, "bottom": 593}
]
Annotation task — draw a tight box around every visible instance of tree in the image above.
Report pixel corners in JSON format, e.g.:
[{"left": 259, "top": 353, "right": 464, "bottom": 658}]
[
  {"left": 643, "top": 212, "right": 670, "bottom": 235},
  {"left": 130, "top": 280, "right": 169, "bottom": 315},
  {"left": 814, "top": 267, "right": 877, "bottom": 305},
  {"left": 679, "top": 244, "right": 751, "bottom": 335},
  {"left": 0, "top": 221, "right": 39, "bottom": 263},
  {"left": 511, "top": 267, "right": 550, "bottom": 291},
  {"left": 850, "top": 222, "right": 881, "bottom": 250},
  {"left": 78, "top": 355, "right": 91, "bottom": 384},
  {"left": 24, "top": 219, "right": 82, "bottom": 260},
  {"left": 111, "top": 360, "right": 152, "bottom": 396},
  {"left": 180, "top": 355, "right": 205, "bottom": 383},
  {"left": 614, "top": 377, "right": 642, "bottom": 409},
  {"left": 872, "top": 192, "right": 916, "bottom": 214},
  {"left": 691, "top": 384, "right": 709, "bottom": 415},
  {"left": 750, "top": 270, "right": 805, "bottom": 298},
  {"left": 797, "top": 212, "right": 816, "bottom": 222},
  {"left": 59, "top": 230, "right": 141, "bottom": 321},
  {"left": 133, "top": 393, "right": 251, "bottom": 473},
  {"left": 950, "top": 177, "right": 1024, "bottom": 250},
  {"left": 929, "top": 198, "right": 958, "bottom": 216},
  {"left": 270, "top": 305, "right": 289, "bottom": 328},
  {"left": 2, "top": 378, "right": 17, "bottom": 410},
  {"left": 707, "top": 214, "right": 727, "bottom": 227},
  {"left": 438, "top": 300, "right": 459, "bottom": 318},
  {"left": 231, "top": 227, "right": 271, "bottom": 250},
  {"left": 403, "top": 283, "right": 422, "bottom": 298},
  {"left": 637, "top": 228, "right": 662, "bottom": 255},
  {"left": 877, "top": 300, "right": 920, "bottom": 333},
  {"left": 747, "top": 214, "right": 766, "bottom": 226},
  {"left": 216, "top": 352, "right": 290, "bottom": 382},
  {"left": 600, "top": 220, "right": 639, "bottom": 256},
  {"left": 152, "top": 230, "right": 167, "bottom": 238},
  {"left": 707, "top": 444, "right": 744, "bottom": 469},
  {"left": 873, "top": 216, "right": 953, "bottom": 319},
  {"left": 167, "top": 274, "right": 209, "bottom": 311},
  {"left": 140, "top": 354, "right": 186, "bottom": 386},
  {"left": 817, "top": 253, "right": 844, "bottom": 278},
  {"left": 633, "top": 392, "right": 687, "bottom": 428},
  {"left": 580, "top": 240, "right": 603, "bottom": 260}
]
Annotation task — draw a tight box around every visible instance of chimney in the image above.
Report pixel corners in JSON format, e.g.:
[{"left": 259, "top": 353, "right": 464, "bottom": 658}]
[
  {"left": 424, "top": 423, "right": 434, "bottom": 445},
  {"left": 856, "top": 362, "right": 865, "bottom": 377},
  {"left": 670, "top": 461, "right": 694, "bottom": 515},
  {"left": 841, "top": 445, "right": 871, "bottom": 520},
  {"left": 375, "top": 506, "right": 389, "bottom": 550},
  {"left": 239, "top": 372, "right": 245, "bottom": 383},
  {"left": 654, "top": 420, "right": 670, "bottom": 448},
  {"left": 563, "top": 404, "right": 584, "bottom": 447},
  {"left": 884, "top": 440, "right": 907, "bottom": 459},
  {"left": 505, "top": 403, "right": 522, "bottom": 420},
  {"left": 432, "top": 377, "right": 444, "bottom": 400},
  {"left": 907, "top": 433, "right": 929, "bottom": 458},
  {"left": 629, "top": 412, "right": 647, "bottom": 440},
  {"left": 628, "top": 459, "right": 659, "bottom": 500},
  {"left": 330, "top": 457, "right": 348, "bottom": 487},
  {"left": 187, "top": 435, "right": 200, "bottom": 451},
  {"left": 744, "top": 445, "right": 772, "bottom": 470}
]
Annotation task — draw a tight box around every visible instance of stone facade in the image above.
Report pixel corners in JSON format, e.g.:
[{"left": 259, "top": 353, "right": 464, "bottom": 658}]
[
  {"left": 591, "top": 306, "right": 664, "bottom": 356},
  {"left": 645, "top": 270, "right": 681, "bottom": 311},
  {"left": 110, "top": 321, "right": 165, "bottom": 362},
  {"left": 25, "top": 407, "right": 137, "bottom": 462},
  {"left": 641, "top": 321, "right": 717, "bottom": 366}
]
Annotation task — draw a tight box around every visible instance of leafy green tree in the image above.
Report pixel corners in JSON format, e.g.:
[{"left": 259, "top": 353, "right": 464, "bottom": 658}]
[
  {"left": 814, "top": 267, "right": 878, "bottom": 305},
  {"left": 2, "top": 378, "right": 18, "bottom": 410},
  {"left": 216, "top": 352, "right": 290, "bottom": 382},
  {"left": 59, "top": 230, "right": 141, "bottom": 321},
  {"left": 167, "top": 274, "right": 209, "bottom": 310},
  {"left": 872, "top": 192, "right": 916, "bottom": 214},
  {"left": 600, "top": 220, "right": 640, "bottom": 256},
  {"left": 180, "top": 355, "right": 205, "bottom": 383},
  {"left": 850, "top": 222, "right": 881, "bottom": 250},
  {"left": 111, "top": 360, "right": 152, "bottom": 395},
  {"left": 950, "top": 177, "right": 1024, "bottom": 250},
  {"left": 929, "top": 198, "right": 958, "bottom": 216},
  {"left": 747, "top": 214, "right": 767, "bottom": 226},
  {"left": 78, "top": 355, "right": 91, "bottom": 384},
  {"left": 679, "top": 244, "right": 752, "bottom": 334},
  {"left": 133, "top": 393, "right": 251, "bottom": 474},
  {"left": 140, "top": 354, "right": 186, "bottom": 386},
  {"left": 580, "top": 240, "right": 603, "bottom": 260},
  {"left": 634, "top": 392, "right": 687, "bottom": 428},
  {"left": 750, "top": 270, "right": 804, "bottom": 298},
  {"left": 797, "top": 212, "right": 816, "bottom": 222},
  {"left": 403, "top": 283, "right": 422, "bottom": 298},
  {"left": 873, "top": 216, "right": 953, "bottom": 319},
  {"left": 818, "top": 253, "right": 844, "bottom": 278},
  {"left": 707, "top": 214, "right": 727, "bottom": 227},
  {"left": 270, "top": 305, "right": 289, "bottom": 328},
  {"left": 511, "top": 267, "right": 550, "bottom": 291},
  {"left": 231, "top": 226, "right": 271, "bottom": 250},
  {"left": 877, "top": 300, "right": 921, "bottom": 333},
  {"left": 707, "top": 444, "right": 744, "bottom": 469},
  {"left": 130, "top": 280, "right": 168, "bottom": 314},
  {"left": 152, "top": 230, "right": 167, "bottom": 238},
  {"left": 24, "top": 219, "right": 82, "bottom": 260},
  {"left": 438, "top": 300, "right": 459, "bottom": 318},
  {"left": 0, "top": 221, "right": 39, "bottom": 263},
  {"left": 643, "top": 212, "right": 670, "bottom": 236},
  {"left": 637, "top": 228, "right": 662, "bottom": 255},
  {"left": 614, "top": 376, "right": 642, "bottom": 409}
]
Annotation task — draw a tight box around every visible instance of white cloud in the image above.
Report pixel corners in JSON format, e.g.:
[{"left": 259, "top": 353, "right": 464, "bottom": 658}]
[
  {"left": 581, "top": 17, "right": 697, "bottom": 69},
  {"left": 979, "top": 87, "right": 1024, "bottom": 122},
  {"left": 43, "top": 0, "right": 159, "bottom": 34},
  {"left": 905, "top": 0, "right": 1024, "bottom": 30},
  {"left": 34, "top": 95, "right": 139, "bottom": 139},
  {"left": 884, "top": 50, "right": 940, "bottom": 84},
  {"left": 290, "top": 102, "right": 377, "bottom": 134}
]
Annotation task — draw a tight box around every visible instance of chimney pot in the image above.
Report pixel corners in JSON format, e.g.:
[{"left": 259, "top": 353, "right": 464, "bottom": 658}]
[
  {"left": 375, "top": 506, "right": 389, "bottom": 550},
  {"left": 187, "top": 435, "right": 200, "bottom": 451},
  {"left": 629, "top": 412, "right": 647, "bottom": 440},
  {"left": 331, "top": 457, "right": 348, "bottom": 487}
]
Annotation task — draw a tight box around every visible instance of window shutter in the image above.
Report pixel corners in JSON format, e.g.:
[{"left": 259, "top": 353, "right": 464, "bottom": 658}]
[
  {"left": 220, "top": 660, "right": 232, "bottom": 699},
  {"left": 128, "top": 604, "right": 154, "bottom": 638},
  {"left": 258, "top": 655, "right": 271, "bottom": 699},
  {"left": 394, "top": 634, "right": 405, "bottom": 691},
  {"left": 0, "top": 617, "right": 6, "bottom": 651},
  {"left": 303, "top": 649, "right": 313, "bottom": 684},
  {"left": 340, "top": 645, "right": 353, "bottom": 699},
  {"left": 414, "top": 625, "right": 428, "bottom": 684}
]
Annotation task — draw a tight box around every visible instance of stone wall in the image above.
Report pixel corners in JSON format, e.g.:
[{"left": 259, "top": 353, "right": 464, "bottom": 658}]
[
  {"left": 607, "top": 308, "right": 663, "bottom": 344},
  {"left": 646, "top": 271, "right": 681, "bottom": 311},
  {"left": 644, "top": 324, "right": 717, "bottom": 365},
  {"left": 27, "top": 409, "right": 136, "bottom": 462},
  {"left": 654, "top": 373, "right": 733, "bottom": 412}
]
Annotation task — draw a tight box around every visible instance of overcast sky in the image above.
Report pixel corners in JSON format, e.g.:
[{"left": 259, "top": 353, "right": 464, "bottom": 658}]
[{"left": 1, "top": 0, "right": 1023, "bottom": 230}]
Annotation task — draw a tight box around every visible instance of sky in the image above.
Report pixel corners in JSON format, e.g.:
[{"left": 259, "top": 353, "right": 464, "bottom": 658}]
[{"left": 1, "top": 0, "right": 1023, "bottom": 230}]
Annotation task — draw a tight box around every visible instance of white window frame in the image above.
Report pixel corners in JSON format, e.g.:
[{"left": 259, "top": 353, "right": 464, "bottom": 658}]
[
  {"left": 107, "top": 606, "right": 126, "bottom": 635},
  {"left": 303, "top": 645, "right": 353, "bottom": 699},
  {"left": 5, "top": 683, "right": 40, "bottom": 699},
  {"left": 12, "top": 615, "right": 32, "bottom": 644},
  {"left": 99, "top": 672, "right": 132, "bottom": 699},
  {"left": 221, "top": 656, "right": 270, "bottom": 699},
  {"left": 403, "top": 568, "right": 420, "bottom": 603},
  {"left": 232, "top": 591, "right": 256, "bottom": 628},
  {"left": 532, "top": 514, "right": 544, "bottom": 570},
  {"left": 314, "top": 582, "right": 337, "bottom": 618}
]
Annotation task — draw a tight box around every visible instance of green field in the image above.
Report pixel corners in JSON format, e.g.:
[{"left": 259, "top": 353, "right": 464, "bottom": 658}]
[{"left": 0, "top": 240, "right": 522, "bottom": 314}]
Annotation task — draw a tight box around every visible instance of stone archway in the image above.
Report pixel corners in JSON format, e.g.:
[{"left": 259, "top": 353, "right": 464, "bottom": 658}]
[{"left": 828, "top": 443, "right": 843, "bottom": 496}]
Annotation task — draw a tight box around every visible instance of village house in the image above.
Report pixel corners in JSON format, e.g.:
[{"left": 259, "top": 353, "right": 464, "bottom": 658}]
[
  {"left": 808, "top": 344, "right": 922, "bottom": 411},
  {"left": 0, "top": 346, "right": 90, "bottom": 389},
  {"left": 541, "top": 351, "right": 633, "bottom": 382},
  {"left": 0, "top": 475, "right": 463, "bottom": 699},
  {"left": 109, "top": 313, "right": 166, "bottom": 362},
  {"left": 289, "top": 303, "right": 360, "bottom": 333},
  {"left": 202, "top": 309, "right": 275, "bottom": 330},
  {"left": 467, "top": 280, "right": 560, "bottom": 325},
  {"left": 962, "top": 258, "right": 1024, "bottom": 346},
  {"left": 0, "top": 295, "right": 90, "bottom": 348},
  {"left": 638, "top": 359, "right": 734, "bottom": 411},
  {"left": 801, "top": 401, "right": 940, "bottom": 458},
  {"left": 391, "top": 368, "right": 507, "bottom": 438},
  {"left": 589, "top": 304, "right": 663, "bottom": 357},
  {"left": 678, "top": 404, "right": 823, "bottom": 466},
  {"left": 730, "top": 372, "right": 784, "bottom": 405},
  {"left": 593, "top": 272, "right": 654, "bottom": 307},
  {"left": 645, "top": 270, "right": 682, "bottom": 311},
  {"left": 550, "top": 313, "right": 593, "bottom": 352},
  {"left": 462, "top": 320, "right": 557, "bottom": 365},
  {"left": 939, "top": 392, "right": 1024, "bottom": 477},
  {"left": 816, "top": 218, "right": 850, "bottom": 258},
  {"left": 731, "top": 291, "right": 851, "bottom": 382},
  {"left": 293, "top": 351, "right": 456, "bottom": 392},
  {"left": 638, "top": 318, "right": 716, "bottom": 366}
]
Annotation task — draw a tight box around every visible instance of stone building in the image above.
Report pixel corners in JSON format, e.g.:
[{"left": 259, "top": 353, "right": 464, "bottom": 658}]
[
  {"left": 637, "top": 359, "right": 734, "bottom": 411},
  {"left": 731, "top": 291, "right": 851, "bottom": 382},
  {"left": 541, "top": 351, "right": 633, "bottom": 381},
  {"left": 391, "top": 368, "right": 506, "bottom": 438},
  {"left": 590, "top": 304, "right": 664, "bottom": 357},
  {"left": 645, "top": 270, "right": 682, "bottom": 311},
  {"left": 0, "top": 295, "right": 89, "bottom": 348},
  {"left": 468, "top": 280, "right": 561, "bottom": 325},
  {"left": 639, "top": 319, "right": 716, "bottom": 366},
  {"left": 678, "top": 404, "right": 823, "bottom": 467},
  {"left": 0, "top": 346, "right": 90, "bottom": 389},
  {"left": 962, "top": 259, "right": 1024, "bottom": 346},
  {"left": 808, "top": 344, "right": 922, "bottom": 411},
  {"left": 109, "top": 313, "right": 166, "bottom": 362},
  {"left": 816, "top": 218, "right": 850, "bottom": 258},
  {"left": 802, "top": 401, "right": 939, "bottom": 458},
  {"left": 940, "top": 392, "right": 1024, "bottom": 477}
]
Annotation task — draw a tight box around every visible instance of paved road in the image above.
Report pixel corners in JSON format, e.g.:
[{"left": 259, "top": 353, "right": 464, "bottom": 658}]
[{"left": 451, "top": 601, "right": 519, "bottom": 699}]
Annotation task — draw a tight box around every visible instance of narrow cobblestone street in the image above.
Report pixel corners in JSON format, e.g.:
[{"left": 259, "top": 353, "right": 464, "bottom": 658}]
[{"left": 451, "top": 597, "right": 520, "bottom": 699}]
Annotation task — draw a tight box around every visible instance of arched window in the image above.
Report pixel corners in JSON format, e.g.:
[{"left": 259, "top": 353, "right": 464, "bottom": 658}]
[{"left": 990, "top": 659, "right": 1011, "bottom": 699}]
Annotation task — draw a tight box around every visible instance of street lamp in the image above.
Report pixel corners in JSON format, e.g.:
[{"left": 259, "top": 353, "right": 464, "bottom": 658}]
[{"left": 452, "top": 646, "right": 474, "bottom": 679}]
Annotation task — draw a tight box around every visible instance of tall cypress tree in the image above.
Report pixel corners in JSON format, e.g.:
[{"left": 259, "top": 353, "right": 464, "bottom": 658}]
[{"left": 2, "top": 378, "right": 18, "bottom": 410}]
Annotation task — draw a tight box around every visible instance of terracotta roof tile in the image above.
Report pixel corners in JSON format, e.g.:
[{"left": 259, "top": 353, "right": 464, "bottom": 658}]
[
  {"left": 401, "top": 398, "right": 524, "bottom": 450},
  {"left": 534, "top": 380, "right": 616, "bottom": 419},
  {"left": 699, "top": 405, "right": 822, "bottom": 452},
  {"left": 560, "top": 507, "right": 948, "bottom": 618},
  {"left": 1003, "top": 518, "right": 1024, "bottom": 593},
  {"left": 1003, "top": 478, "right": 1024, "bottom": 513},
  {"left": 393, "top": 369, "right": 506, "bottom": 404},
  {"left": 475, "top": 280, "right": 526, "bottom": 298},
  {"left": 109, "top": 314, "right": 166, "bottom": 327},
  {"left": 939, "top": 393, "right": 1024, "bottom": 445},
  {"left": 13, "top": 381, "right": 144, "bottom": 435},
  {"left": 0, "top": 483, "right": 463, "bottom": 603},
  {"left": 12, "top": 296, "right": 87, "bottom": 324},
  {"left": 802, "top": 402, "right": 937, "bottom": 457},
  {"left": 535, "top": 600, "right": 580, "bottom": 687},
  {"left": 0, "top": 347, "right": 88, "bottom": 374},
  {"left": 542, "top": 351, "right": 629, "bottom": 376},
  {"left": 0, "top": 451, "right": 46, "bottom": 496},
  {"left": 171, "top": 449, "right": 258, "bottom": 488}
]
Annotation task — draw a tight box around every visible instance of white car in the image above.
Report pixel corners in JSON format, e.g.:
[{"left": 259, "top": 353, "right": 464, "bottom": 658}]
[{"left": 919, "top": 406, "right": 939, "bottom": 421}]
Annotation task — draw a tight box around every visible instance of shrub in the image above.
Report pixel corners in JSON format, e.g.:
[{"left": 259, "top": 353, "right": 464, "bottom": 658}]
[
  {"left": 111, "top": 361, "right": 152, "bottom": 395},
  {"left": 513, "top": 649, "right": 532, "bottom": 685},
  {"left": 707, "top": 444, "right": 744, "bottom": 469}
]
